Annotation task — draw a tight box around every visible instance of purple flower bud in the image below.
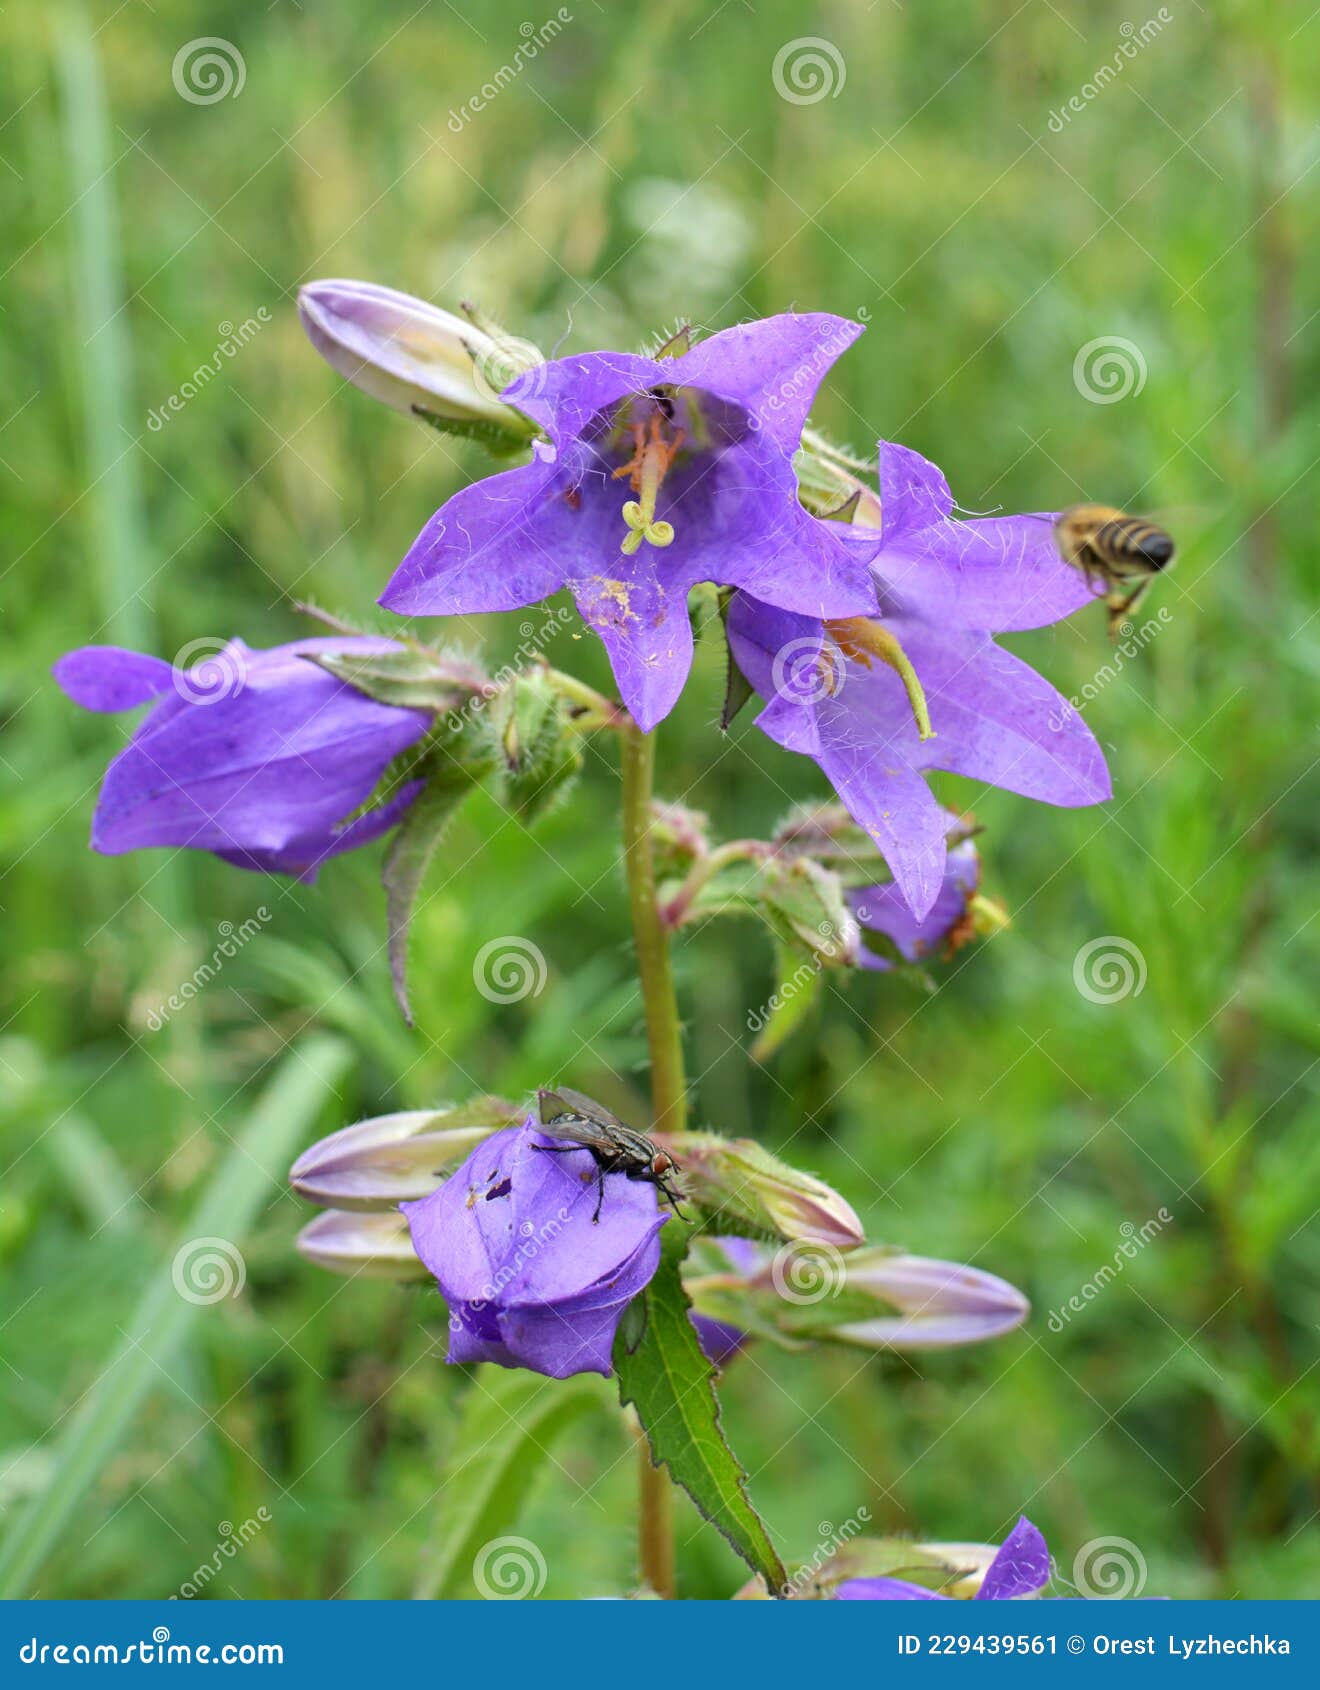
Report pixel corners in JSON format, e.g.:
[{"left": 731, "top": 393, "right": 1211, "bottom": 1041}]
[
  {"left": 54, "top": 638, "right": 430, "bottom": 880},
  {"left": 837, "top": 1517, "right": 1050, "bottom": 1601},
  {"left": 288, "top": 1098, "right": 521, "bottom": 1211},
  {"left": 668, "top": 1135, "right": 864, "bottom": 1249},
  {"left": 298, "top": 279, "right": 530, "bottom": 435},
  {"left": 830, "top": 1251, "right": 1029, "bottom": 1349},
  {"left": 295, "top": 1209, "right": 428, "bottom": 1280},
  {"left": 402, "top": 1119, "right": 666, "bottom": 1380}
]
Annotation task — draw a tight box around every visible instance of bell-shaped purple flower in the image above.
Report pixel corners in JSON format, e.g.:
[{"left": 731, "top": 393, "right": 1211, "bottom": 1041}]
[
  {"left": 379, "top": 315, "right": 883, "bottom": 731},
  {"left": 727, "top": 606, "right": 1108, "bottom": 923},
  {"left": 837, "top": 1517, "right": 1051, "bottom": 1600},
  {"left": 402, "top": 1119, "right": 666, "bottom": 1380},
  {"left": 848, "top": 834, "right": 981, "bottom": 970},
  {"left": 54, "top": 637, "right": 429, "bottom": 881}
]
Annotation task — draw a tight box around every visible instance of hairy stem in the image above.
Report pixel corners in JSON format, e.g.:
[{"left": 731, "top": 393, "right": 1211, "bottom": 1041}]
[{"left": 619, "top": 721, "right": 685, "bottom": 1599}]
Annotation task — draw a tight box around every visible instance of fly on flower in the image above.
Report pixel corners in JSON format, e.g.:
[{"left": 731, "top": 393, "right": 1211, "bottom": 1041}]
[{"left": 536, "top": 1087, "right": 688, "bottom": 1225}]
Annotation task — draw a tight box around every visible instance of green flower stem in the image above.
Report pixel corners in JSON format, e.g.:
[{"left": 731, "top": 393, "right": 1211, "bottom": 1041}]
[
  {"left": 620, "top": 723, "right": 688, "bottom": 1138},
  {"left": 619, "top": 721, "right": 686, "bottom": 1600},
  {"left": 659, "top": 839, "right": 772, "bottom": 931}
]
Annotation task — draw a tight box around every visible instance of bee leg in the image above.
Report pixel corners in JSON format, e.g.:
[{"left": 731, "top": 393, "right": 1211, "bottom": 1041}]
[{"left": 1107, "top": 579, "right": 1152, "bottom": 639}]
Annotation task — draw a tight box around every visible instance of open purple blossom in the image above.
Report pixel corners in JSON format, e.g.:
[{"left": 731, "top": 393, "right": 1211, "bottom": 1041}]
[
  {"left": 865, "top": 441, "right": 1095, "bottom": 632},
  {"left": 849, "top": 833, "right": 981, "bottom": 970},
  {"left": 837, "top": 1517, "right": 1051, "bottom": 1601},
  {"left": 727, "top": 597, "right": 1108, "bottom": 920},
  {"left": 54, "top": 638, "right": 429, "bottom": 881},
  {"left": 379, "top": 315, "right": 885, "bottom": 731},
  {"left": 402, "top": 1119, "right": 666, "bottom": 1380}
]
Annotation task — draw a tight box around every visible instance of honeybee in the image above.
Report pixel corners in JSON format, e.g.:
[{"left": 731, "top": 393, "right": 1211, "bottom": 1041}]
[{"left": 1054, "top": 505, "right": 1176, "bottom": 638}]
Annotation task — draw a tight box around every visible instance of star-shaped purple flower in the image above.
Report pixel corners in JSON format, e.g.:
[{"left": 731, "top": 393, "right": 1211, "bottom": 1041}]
[
  {"left": 837, "top": 1517, "right": 1051, "bottom": 1601},
  {"left": 54, "top": 637, "right": 429, "bottom": 881},
  {"left": 379, "top": 315, "right": 883, "bottom": 731},
  {"left": 403, "top": 1119, "right": 666, "bottom": 1380},
  {"left": 728, "top": 595, "right": 1108, "bottom": 920}
]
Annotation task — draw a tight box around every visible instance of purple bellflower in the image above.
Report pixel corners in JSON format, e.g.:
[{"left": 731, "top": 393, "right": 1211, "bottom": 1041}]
[
  {"left": 54, "top": 638, "right": 429, "bottom": 881},
  {"left": 379, "top": 315, "right": 885, "bottom": 732},
  {"left": 848, "top": 833, "right": 982, "bottom": 970},
  {"left": 726, "top": 441, "right": 1109, "bottom": 919},
  {"left": 402, "top": 1119, "right": 666, "bottom": 1380},
  {"left": 837, "top": 1517, "right": 1051, "bottom": 1601}
]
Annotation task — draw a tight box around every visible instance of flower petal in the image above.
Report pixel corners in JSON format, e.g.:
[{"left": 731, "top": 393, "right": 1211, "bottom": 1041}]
[
  {"left": 54, "top": 647, "right": 175, "bottom": 713},
  {"left": 673, "top": 314, "right": 864, "bottom": 451},
  {"left": 976, "top": 1518, "right": 1051, "bottom": 1600}
]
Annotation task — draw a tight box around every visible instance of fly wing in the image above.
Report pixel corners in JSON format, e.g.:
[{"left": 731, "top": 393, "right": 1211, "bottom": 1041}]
[{"left": 538, "top": 1085, "right": 623, "bottom": 1131}]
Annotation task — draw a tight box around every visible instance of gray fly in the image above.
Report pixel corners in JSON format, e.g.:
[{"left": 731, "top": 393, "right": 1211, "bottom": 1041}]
[{"left": 535, "top": 1086, "right": 688, "bottom": 1225}]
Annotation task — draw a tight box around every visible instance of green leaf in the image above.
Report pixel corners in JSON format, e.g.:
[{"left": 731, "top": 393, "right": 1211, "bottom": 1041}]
[
  {"left": 384, "top": 770, "right": 478, "bottom": 1025},
  {"left": 415, "top": 1367, "right": 608, "bottom": 1598},
  {"left": 304, "top": 645, "right": 484, "bottom": 712},
  {"left": 0, "top": 1035, "right": 352, "bottom": 1598},
  {"left": 412, "top": 404, "right": 535, "bottom": 456},
  {"left": 750, "top": 941, "right": 824, "bottom": 1061},
  {"left": 615, "top": 1237, "right": 787, "bottom": 1594}
]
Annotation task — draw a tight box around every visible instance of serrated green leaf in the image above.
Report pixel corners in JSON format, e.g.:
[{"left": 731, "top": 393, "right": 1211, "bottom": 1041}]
[
  {"left": 412, "top": 404, "right": 535, "bottom": 456},
  {"left": 414, "top": 1367, "right": 608, "bottom": 1598},
  {"left": 615, "top": 1238, "right": 787, "bottom": 1594}
]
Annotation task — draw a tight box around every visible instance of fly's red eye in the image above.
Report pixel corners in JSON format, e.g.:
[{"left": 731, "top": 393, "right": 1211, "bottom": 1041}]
[{"left": 651, "top": 1152, "right": 672, "bottom": 1175}]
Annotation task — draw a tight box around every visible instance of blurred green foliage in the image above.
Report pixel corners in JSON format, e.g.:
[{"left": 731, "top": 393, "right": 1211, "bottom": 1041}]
[{"left": 2, "top": 0, "right": 1317, "bottom": 1599}]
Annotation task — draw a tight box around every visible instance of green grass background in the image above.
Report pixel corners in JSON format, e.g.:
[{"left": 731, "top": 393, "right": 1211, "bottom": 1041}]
[{"left": 2, "top": 0, "right": 1317, "bottom": 1598}]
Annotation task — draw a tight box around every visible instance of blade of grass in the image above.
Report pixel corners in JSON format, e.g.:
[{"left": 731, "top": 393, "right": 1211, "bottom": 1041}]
[{"left": 0, "top": 1034, "right": 352, "bottom": 1597}]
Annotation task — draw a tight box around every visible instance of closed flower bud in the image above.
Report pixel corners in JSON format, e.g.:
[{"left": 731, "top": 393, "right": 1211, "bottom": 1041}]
[
  {"left": 298, "top": 279, "right": 536, "bottom": 445},
  {"left": 288, "top": 1097, "right": 520, "bottom": 1211},
  {"left": 665, "top": 1135, "right": 864, "bottom": 1250},
  {"left": 295, "top": 1209, "right": 428, "bottom": 1280},
  {"left": 831, "top": 1249, "right": 1029, "bottom": 1349}
]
